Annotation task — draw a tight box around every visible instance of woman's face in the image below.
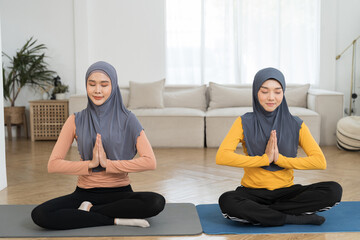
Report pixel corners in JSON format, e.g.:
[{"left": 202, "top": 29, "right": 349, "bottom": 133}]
[
  {"left": 86, "top": 71, "right": 112, "bottom": 106},
  {"left": 257, "top": 79, "right": 283, "bottom": 112}
]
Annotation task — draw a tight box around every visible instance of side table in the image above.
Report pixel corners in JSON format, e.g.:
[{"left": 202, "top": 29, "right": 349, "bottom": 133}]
[{"left": 29, "top": 100, "right": 69, "bottom": 141}]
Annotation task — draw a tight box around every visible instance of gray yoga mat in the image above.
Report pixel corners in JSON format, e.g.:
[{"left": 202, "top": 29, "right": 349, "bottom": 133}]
[{"left": 0, "top": 203, "right": 203, "bottom": 237}]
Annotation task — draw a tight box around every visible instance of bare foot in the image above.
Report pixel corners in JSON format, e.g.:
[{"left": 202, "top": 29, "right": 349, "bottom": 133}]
[
  {"left": 114, "top": 218, "right": 150, "bottom": 228},
  {"left": 78, "top": 201, "right": 93, "bottom": 212}
]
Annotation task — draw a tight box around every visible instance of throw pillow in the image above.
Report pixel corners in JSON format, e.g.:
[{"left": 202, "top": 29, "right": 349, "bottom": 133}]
[
  {"left": 164, "top": 85, "right": 207, "bottom": 111},
  {"left": 209, "top": 82, "right": 252, "bottom": 109},
  {"left": 285, "top": 84, "right": 310, "bottom": 108},
  {"left": 128, "top": 79, "right": 165, "bottom": 109}
]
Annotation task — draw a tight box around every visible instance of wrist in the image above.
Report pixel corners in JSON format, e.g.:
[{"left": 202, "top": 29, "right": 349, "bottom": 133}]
[{"left": 88, "top": 160, "right": 98, "bottom": 169}]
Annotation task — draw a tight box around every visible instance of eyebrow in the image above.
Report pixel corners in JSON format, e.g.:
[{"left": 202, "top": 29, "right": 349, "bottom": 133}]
[
  {"left": 260, "top": 86, "right": 283, "bottom": 90},
  {"left": 88, "top": 79, "right": 110, "bottom": 83}
]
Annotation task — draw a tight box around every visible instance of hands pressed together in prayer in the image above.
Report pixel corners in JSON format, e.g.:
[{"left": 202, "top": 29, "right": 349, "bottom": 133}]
[
  {"left": 265, "top": 130, "right": 279, "bottom": 164},
  {"left": 89, "top": 134, "right": 108, "bottom": 169}
]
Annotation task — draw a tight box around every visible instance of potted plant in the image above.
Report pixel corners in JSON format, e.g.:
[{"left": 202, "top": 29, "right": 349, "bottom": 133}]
[
  {"left": 2, "top": 37, "right": 56, "bottom": 129},
  {"left": 52, "top": 82, "right": 69, "bottom": 100}
]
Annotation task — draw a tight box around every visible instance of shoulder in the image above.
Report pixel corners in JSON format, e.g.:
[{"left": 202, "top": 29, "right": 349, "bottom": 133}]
[
  {"left": 127, "top": 111, "right": 137, "bottom": 119},
  {"left": 292, "top": 115, "right": 303, "bottom": 126},
  {"left": 66, "top": 114, "right": 76, "bottom": 126},
  {"left": 236, "top": 116, "right": 243, "bottom": 126},
  {"left": 74, "top": 108, "right": 88, "bottom": 119},
  {"left": 126, "top": 111, "right": 140, "bottom": 124},
  {"left": 240, "top": 112, "right": 254, "bottom": 128},
  {"left": 299, "top": 121, "right": 309, "bottom": 132},
  {"left": 241, "top": 112, "right": 254, "bottom": 120},
  {"left": 61, "top": 114, "right": 76, "bottom": 135},
  {"left": 126, "top": 111, "right": 143, "bottom": 131}
]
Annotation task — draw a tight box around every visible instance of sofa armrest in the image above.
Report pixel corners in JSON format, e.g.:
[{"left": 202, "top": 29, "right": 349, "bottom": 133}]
[{"left": 307, "top": 89, "right": 344, "bottom": 145}]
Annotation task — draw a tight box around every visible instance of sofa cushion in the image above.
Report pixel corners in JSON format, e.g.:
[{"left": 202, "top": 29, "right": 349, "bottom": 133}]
[
  {"left": 164, "top": 85, "right": 207, "bottom": 111},
  {"left": 135, "top": 114, "right": 205, "bottom": 147},
  {"left": 132, "top": 107, "right": 205, "bottom": 147},
  {"left": 128, "top": 79, "right": 165, "bottom": 109},
  {"left": 285, "top": 84, "right": 310, "bottom": 108},
  {"left": 208, "top": 82, "right": 252, "bottom": 110}
]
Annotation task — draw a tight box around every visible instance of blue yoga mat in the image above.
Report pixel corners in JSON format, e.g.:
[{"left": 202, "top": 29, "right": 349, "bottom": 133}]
[{"left": 196, "top": 202, "right": 360, "bottom": 234}]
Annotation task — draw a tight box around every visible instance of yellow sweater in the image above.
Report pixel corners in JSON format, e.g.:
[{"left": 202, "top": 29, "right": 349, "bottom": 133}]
[{"left": 216, "top": 117, "right": 326, "bottom": 190}]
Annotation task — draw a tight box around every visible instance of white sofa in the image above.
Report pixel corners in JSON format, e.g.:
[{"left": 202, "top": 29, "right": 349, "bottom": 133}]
[{"left": 69, "top": 82, "right": 344, "bottom": 148}]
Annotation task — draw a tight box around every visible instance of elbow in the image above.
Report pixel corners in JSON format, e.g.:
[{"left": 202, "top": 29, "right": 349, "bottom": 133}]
[
  {"left": 47, "top": 158, "right": 60, "bottom": 173},
  {"left": 47, "top": 162, "right": 55, "bottom": 173},
  {"left": 216, "top": 151, "right": 224, "bottom": 165},
  {"left": 320, "top": 161, "right": 327, "bottom": 170},
  {"left": 318, "top": 155, "right": 327, "bottom": 170},
  {"left": 149, "top": 156, "right": 157, "bottom": 170},
  {"left": 150, "top": 161, "right": 157, "bottom": 170}
]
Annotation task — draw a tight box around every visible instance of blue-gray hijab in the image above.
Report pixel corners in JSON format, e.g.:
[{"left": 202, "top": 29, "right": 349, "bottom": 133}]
[
  {"left": 75, "top": 61, "right": 143, "bottom": 172},
  {"left": 241, "top": 67, "right": 303, "bottom": 171}
]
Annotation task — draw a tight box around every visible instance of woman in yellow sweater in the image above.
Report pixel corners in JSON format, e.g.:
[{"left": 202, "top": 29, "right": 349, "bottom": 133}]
[{"left": 216, "top": 67, "right": 342, "bottom": 226}]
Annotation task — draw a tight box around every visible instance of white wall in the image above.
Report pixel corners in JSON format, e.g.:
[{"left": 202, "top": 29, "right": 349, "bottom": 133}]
[
  {"left": 0, "top": 0, "right": 76, "bottom": 105},
  {"left": 74, "top": 0, "right": 165, "bottom": 94},
  {"left": 0, "top": 16, "right": 8, "bottom": 191},
  {"left": 335, "top": 0, "right": 360, "bottom": 115},
  {"left": 319, "top": 0, "right": 337, "bottom": 91}
]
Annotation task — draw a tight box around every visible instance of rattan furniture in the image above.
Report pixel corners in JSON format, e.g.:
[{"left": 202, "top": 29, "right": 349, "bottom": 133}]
[{"left": 29, "top": 100, "right": 69, "bottom": 141}]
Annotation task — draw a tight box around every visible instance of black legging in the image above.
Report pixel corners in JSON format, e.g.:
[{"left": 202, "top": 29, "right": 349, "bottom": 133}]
[
  {"left": 31, "top": 185, "right": 166, "bottom": 230},
  {"left": 219, "top": 181, "right": 342, "bottom": 226}
]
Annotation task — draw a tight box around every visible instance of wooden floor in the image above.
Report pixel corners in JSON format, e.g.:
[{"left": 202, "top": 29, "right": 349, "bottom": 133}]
[{"left": 1, "top": 137, "right": 360, "bottom": 240}]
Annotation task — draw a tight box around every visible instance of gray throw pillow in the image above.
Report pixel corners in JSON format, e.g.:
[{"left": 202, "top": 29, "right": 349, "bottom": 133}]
[{"left": 128, "top": 79, "right": 165, "bottom": 109}]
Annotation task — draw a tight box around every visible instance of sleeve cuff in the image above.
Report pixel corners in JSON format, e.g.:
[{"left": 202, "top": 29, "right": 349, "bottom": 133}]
[
  {"left": 262, "top": 154, "right": 270, "bottom": 166},
  {"left": 105, "top": 159, "right": 117, "bottom": 173}
]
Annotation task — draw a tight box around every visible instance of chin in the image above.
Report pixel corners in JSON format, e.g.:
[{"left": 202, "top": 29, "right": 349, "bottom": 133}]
[
  {"left": 92, "top": 100, "right": 104, "bottom": 106},
  {"left": 264, "top": 107, "right": 277, "bottom": 112}
]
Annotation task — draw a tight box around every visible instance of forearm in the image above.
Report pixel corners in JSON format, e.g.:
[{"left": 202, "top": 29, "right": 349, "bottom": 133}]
[
  {"left": 216, "top": 149, "right": 269, "bottom": 168},
  {"left": 106, "top": 155, "right": 156, "bottom": 173},
  {"left": 276, "top": 153, "right": 326, "bottom": 170},
  {"left": 48, "top": 157, "right": 91, "bottom": 175}
]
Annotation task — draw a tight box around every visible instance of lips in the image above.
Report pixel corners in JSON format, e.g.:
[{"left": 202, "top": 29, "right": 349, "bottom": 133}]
[
  {"left": 266, "top": 103, "right": 276, "bottom": 107},
  {"left": 93, "top": 96, "right": 103, "bottom": 100}
]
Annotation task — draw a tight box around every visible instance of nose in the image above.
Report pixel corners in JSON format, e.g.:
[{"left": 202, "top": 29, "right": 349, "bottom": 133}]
[
  {"left": 95, "top": 84, "right": 101, "bottom": 93},
  {"left": 268, "top": 91, "right": 275, "bottom": 100}
]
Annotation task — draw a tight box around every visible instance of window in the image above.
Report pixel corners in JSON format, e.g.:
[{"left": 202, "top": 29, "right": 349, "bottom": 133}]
[{"left": 166, "top": 0, "right": 320, "bottom": 85}]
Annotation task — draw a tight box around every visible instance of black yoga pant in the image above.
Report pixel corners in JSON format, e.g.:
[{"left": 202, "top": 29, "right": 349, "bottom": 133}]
[
  {"left": 31, "top": 185, "right": 166, "bottom": 230},
  {"left": 219, "top": 181, "right": 342, "bottom": 226}
]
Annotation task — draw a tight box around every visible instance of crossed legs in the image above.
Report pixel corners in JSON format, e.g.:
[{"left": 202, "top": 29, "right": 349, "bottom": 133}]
[
  {"left": 219, "top": 181, "right": 342, "bottom": 226},
  {"left": 31, "top": 185, "right": 165, "bottom": 230}
]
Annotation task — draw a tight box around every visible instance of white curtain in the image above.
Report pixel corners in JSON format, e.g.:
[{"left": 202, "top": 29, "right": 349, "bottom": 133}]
[{"left": 166, "top": 0, "right": 320, "bottom": 85}]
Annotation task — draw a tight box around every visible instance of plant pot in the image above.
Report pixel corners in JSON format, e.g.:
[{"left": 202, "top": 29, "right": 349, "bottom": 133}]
[
  {"left": 55, "top": 93, "right": 66, "bottom": 100},
  {"left": 4, "top": 106, "right": 26, "bottom": 125}
]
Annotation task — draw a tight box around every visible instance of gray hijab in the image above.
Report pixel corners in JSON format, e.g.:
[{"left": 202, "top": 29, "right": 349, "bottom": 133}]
[
  {"left": 241, "top": 67, "right": 303, "bottom": 171},
  {"left": 75, "top": 61, "right": 143, "bottom": 172}
]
